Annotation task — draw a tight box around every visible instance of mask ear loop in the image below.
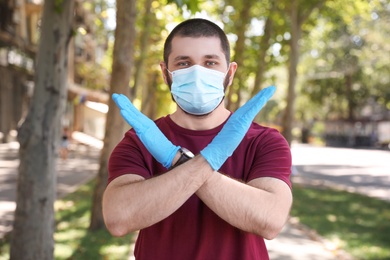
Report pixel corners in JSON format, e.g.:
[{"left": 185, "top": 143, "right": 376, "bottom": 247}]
[
  {"left": 224, "top": 63, "right": 231, "bottom": 77},
  {"left": 164, "top": 61, "right": 172, "bottom": 75},
  {"left": 223, "top": 63, "right": 232, "bottom": 84}
]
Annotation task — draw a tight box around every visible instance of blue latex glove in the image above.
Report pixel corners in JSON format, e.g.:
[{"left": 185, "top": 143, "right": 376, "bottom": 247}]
[
  {"left": 200, "top": 86, "right": 276, "bottom": 171},
  {"left": 112, "top": 93, "right": 180, "bottom": 169}
]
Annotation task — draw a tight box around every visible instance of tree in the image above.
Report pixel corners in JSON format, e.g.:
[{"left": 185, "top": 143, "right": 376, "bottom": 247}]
[
  {"left": 281, "top": 0, "right": 326, "bottom": 145},
  {"left": 251, "top": 1, "right": 276, "bottom": 97},
  {"left": 300, "top": 0, "right": 389, "bottom": 122},
  {"left": 10, "top": 0, "right": 75, "bottom": 259},
  {"left": 133, "top": 0, "right": 163, "bottom": 118},
  {"left": 89, "top": 0, "right": 137, "bottom": 230},
  {"left": 224, "top": 0, "right": 254, "bottom": 111},
  {"left": 132, "top": 0, "right": 154, "bottom": 102}
]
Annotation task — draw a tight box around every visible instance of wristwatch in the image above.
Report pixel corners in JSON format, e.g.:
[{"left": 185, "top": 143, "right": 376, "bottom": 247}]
[{"left": 170, "top": 147, "right": 194, "bottom": 169}]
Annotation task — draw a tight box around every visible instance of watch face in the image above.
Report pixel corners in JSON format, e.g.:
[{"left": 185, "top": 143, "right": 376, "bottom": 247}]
[
  {"left": 181, "top": 148, "right": 195, "bottom": 158},
  {"left": 170, "top": 147, "right": 195, "bottom": 169}
]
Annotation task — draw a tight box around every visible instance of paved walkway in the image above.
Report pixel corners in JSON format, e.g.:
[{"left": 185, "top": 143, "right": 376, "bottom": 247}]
[
  {"left": 266, "top": 144, "right": 390, "bottom": 259},
  {"left": 291, "top": 144, "right": 390, "bottom": 202},
  {"left": 0, "top": 133, "right": 101, "bottom": 238},
  {"left": 2, "top": 138, "right": 389, "bottom": 259}
]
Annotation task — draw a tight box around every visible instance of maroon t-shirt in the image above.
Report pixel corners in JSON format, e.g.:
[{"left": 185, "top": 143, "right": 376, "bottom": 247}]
[{"left": 108, "top": 115, "right": 292, "bottom": 260}]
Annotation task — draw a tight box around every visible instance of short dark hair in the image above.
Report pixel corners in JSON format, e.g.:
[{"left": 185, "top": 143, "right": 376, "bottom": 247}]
[{"left": 163, "top": 18, "right": 231, "bottom": 65}]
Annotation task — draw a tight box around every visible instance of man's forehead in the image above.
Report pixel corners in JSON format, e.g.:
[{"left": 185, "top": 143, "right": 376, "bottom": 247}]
[
  {"left": 170, "top": 36, "right": 224, "bottom": 58},
  {"left": 171, "top": 35, "right": 222, "bottom": 46}
]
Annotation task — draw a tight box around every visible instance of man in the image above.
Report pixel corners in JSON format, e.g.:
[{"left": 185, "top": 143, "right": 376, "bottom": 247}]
[{"left": 103, "top": 18, "right": 292, "bottom": 259}]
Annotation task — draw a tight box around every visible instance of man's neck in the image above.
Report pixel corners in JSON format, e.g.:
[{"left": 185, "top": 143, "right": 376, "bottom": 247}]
[{"left": 170, "top": 104, "right": 230, "bottom": 131}]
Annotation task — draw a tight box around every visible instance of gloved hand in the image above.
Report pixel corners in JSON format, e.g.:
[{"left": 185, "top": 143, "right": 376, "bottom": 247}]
[
  {"left": 112, "top": 93, "right": 180, "bottom": 169},
  {"left": 200, "top": 86, "right": 276, "bottom": 171}
]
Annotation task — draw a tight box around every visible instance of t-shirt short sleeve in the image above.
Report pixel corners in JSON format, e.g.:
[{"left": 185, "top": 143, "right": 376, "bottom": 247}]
[
  {"left": 247, "top": 127, "right": 292, "bottom": 188},
  {"left": 108, "top": 129, "right": 155, "bottom": 184}
]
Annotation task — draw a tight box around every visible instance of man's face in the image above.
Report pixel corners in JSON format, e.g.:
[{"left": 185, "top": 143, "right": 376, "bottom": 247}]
[{"left": 162, "top": 36, "right": 237, "bottom": 89}]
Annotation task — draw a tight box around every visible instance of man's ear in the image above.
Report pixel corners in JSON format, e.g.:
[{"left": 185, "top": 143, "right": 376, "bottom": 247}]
[
  {"left": 160, "top": 61, "right": 169, "bottom": 85},
  {"left": 227, "top": 62, "right": 238, "bottom": 86}
]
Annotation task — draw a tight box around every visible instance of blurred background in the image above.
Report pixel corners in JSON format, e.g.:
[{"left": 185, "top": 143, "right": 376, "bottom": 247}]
[
  {"left": 0, "top": 0, "right": 389, "bottom": 259},
  {"left": 1, "top": 0, "right": 389, "bottom": 147}
]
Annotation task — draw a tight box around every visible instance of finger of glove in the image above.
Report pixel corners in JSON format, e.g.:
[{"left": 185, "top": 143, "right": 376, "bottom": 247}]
[
  {"left": 200, "top": 126, "right": 243, "bottom": 171},
  {"left": 223, "top": 86, "right": 275, "bottom": 133},
  {"left": 233, "top": 86, "right": 275, "bottom": 119},
  {"left": 200, "top": 86, "right": 276, "bottom": 170},
  {"left": 113, "top": 93, "right": 152, "bottom": 133},
  {"left": 201, "top": 119, "right": 248, "bottom": 170},
  {"left": 246, "top": 85, "right": 275, "bottom": 108},
  {"left": 113, "top": 93, "right": 139, "bottom": 116},
  {"left": 200, "top": 149, "right": 225, "bottom": 171},
  {"left": 112, "top": 93, "right": 131, "bottom": 110},
  {"left": 119, "top": 109, "right": 147, "bottom": 133}
]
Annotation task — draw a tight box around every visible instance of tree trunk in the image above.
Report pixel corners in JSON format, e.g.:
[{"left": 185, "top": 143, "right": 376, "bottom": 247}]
[
  {"left": 281, "top": 0, "right": 300, "bottom": 145},
  {"left": 142, "top": 71, "right": 158, "bottom": 118},
  {"left": 89, "top": 0, "right": 137, "bottom": 231},
  {"left": 226, "top": 0, "right": 252, "bottom": 111},
  {"left": 281, "top": 0, "right": 325, "bottom": 145},
  {"left": 251, "top": 2, "right": 275, "bottom": 96},
  {"left": 345, "top": 73, "right": 355, "bottom": 121},
  {"left": 252, "top": 3, "right": 275, "bottom": 123},
  {"left": 132, "top": 0, "right": 153, "bottom": 103},
  {"left": 10, "top": 0, "right": 74, "bottom": 259}
]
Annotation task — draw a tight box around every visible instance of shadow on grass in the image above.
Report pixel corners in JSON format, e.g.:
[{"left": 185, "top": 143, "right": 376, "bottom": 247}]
[
  {"left": 291, "top": 184, "right": 390, "bottom": 260},
  {"left": 55, "top": 180, "right": 136, "bottom": 260}
]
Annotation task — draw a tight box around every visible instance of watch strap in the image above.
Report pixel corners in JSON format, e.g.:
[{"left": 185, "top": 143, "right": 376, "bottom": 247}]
[{"left": 170, "top": 147, "right": 194, "bottom": 169}]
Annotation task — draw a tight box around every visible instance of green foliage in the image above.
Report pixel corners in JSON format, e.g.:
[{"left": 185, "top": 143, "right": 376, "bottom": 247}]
[
  {"left": 167, "top": 0, "right": 202, "bottom": 13},
  {"left": 71, "top": 0, "right": 389, "bottom": 129},
  {"left": 0, "top": 180, "right": 135, "bottom": 260},
  {"left": 292, "top": 185, "right": 390, "bottom": 259},
  {"left": 54, "top": 0, "right": 65, "bottom": 14},
  {"left": 0, "top": 240, "right": 9, "bottom": 260},
  {"left": 298, "top": 0, "right": 390, "bottom": 121},
  {"left": 54, "top": 180, "right": 135, "bottom": 259},
  {"left": 75, "top": 63, "right": 109, "bottom": 91},
  {"left": 82, "top": 0, "right": 115, "bottom": 44}
]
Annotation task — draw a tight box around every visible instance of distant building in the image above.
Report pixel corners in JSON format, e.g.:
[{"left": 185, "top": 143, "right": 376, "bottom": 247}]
[{"left": 0, "top": 0, "right": 109, "bottom": 143}]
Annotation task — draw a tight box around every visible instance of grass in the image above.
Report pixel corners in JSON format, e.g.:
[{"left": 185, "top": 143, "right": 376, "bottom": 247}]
[
  {"left": 291, "top": 184, "right": 390, "bottom": 260},
  {"left": 1, "top": 181, "right": 390, "bottom": 259},
  {"left": 0, "top": 180, "right": 136, "bottom": 260},
  {"left": 53, "top": 180, "right": 136, "bottom": 260}
]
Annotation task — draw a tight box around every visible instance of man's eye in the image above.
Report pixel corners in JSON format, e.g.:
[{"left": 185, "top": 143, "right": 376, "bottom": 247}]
[
  {"left": 206, "top": 61, "right": 217, "bottom": 66},
  {"left": 177, "top": 62, "right": 190, "bottom": 67}
]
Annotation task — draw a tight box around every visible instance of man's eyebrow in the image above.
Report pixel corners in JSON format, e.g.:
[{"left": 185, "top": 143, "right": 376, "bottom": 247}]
[
  {"left": 173, "top": 56, "right": 191, "bottom": 61},
  {"left": 204, "top": 54, "right": 221, "bottom": 60},
  {"left": 173, "top": 54, "right": 222, "bottom": 61}
]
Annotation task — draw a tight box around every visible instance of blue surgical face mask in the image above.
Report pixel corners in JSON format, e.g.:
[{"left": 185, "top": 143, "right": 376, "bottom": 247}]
[{"left": 168, "top": 65, "right": 228, "bottom": 115}]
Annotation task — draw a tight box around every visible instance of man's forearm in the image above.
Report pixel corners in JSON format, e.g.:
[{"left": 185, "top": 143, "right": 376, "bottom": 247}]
[
  {"left": 195, "top": 172, "right": 292, "bottom": 239},
  {"left": 103, "top": 155, "right": 213, "bottom": 237}
]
